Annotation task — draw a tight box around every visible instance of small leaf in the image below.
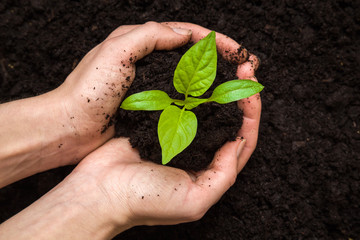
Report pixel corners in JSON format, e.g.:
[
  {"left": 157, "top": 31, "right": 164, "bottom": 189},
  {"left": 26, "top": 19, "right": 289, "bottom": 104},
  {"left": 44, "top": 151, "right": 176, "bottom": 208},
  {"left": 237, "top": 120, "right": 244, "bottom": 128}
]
[
  {"left": 173, "top": 31, "right": 217, "bottom": 97},
  {"left": 184, "top": 97, "right": 208, "bottom": 110},
  {"left": 158, "top": 106, "right": 197, "bottom": 165},
  {"left": 173, "top": 99, "right": 185, "bottom": 106},
  {"left": 208, "top": 80, "right": 264, "bottom": 104},
  {"left": 120, "top": 90, "right": 173, "bottom": 110}
]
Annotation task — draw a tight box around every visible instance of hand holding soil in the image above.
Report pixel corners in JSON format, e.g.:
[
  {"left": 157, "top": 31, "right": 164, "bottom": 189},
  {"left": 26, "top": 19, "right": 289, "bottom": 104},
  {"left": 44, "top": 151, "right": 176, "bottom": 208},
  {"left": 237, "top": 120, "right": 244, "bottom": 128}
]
[
  {"left": 0, "top": 21, "right": 192, "bottom": 187},
  {"left": 0, "top": 22, "right": 262, "bottom": 239}
]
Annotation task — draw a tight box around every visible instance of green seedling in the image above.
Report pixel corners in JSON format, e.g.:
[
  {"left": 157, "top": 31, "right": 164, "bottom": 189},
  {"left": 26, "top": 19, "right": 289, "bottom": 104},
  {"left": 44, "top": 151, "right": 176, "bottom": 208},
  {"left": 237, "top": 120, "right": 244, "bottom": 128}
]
[{"left": 120, "top": 31, "right": 264, "bottom": 165}]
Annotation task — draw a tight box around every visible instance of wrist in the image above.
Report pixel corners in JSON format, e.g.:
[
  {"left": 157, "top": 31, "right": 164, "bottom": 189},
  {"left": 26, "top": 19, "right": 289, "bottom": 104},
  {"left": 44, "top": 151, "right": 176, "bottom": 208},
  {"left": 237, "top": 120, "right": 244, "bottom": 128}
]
[
  {"left": 46, "top": 86, "right": 115, "bottom": 166},
  {"left": 51, "top": 171, "right": 133, "bottom": 239},
  {"left": 0, "top": 171, "right": 131, "bottom": 240},
  {"left": 0, "top": 89, "right": 70, "bottom": 187},
  {"left": 57, "top": 178, "right": 131, "bottom": 239},
  {"left": 0, "top": 87, "right": 108, "bottom": 187}
]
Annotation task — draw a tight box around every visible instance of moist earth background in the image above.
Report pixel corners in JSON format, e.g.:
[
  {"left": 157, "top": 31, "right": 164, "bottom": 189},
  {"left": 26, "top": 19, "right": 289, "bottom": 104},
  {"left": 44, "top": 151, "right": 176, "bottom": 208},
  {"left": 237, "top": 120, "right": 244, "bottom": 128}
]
[{"left": 0, "top": 1, "right": 359, "bottom": 239}]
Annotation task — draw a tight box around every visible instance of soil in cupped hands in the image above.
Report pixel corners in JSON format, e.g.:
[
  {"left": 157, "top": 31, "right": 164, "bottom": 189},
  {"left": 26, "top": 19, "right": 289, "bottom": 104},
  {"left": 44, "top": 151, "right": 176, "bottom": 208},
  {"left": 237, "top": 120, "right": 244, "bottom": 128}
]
[{"left": 115, "top": 45, "right": 243, "bottom": 171}]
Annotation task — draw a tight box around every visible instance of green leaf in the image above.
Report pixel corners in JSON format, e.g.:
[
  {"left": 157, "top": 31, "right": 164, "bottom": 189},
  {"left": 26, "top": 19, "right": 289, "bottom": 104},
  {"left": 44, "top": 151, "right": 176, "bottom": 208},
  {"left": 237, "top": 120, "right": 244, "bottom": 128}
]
[
  {"left": 158, "top": 106, "right": 197, "bottom": 165},
  {"left": 184, "top": 97, "right": 208, "bottom": 110},
  {"left": 173, "top": 99, "right": 185, "bottom": 106},
  {"left": 120, "top": 90, "right": 173, "bottom": 110},
  {"left": 209, "top": 80, "right": 264, "bottom": 104},
  {"left": 173, "top": 31, "right": 217, "bottom": 97}
]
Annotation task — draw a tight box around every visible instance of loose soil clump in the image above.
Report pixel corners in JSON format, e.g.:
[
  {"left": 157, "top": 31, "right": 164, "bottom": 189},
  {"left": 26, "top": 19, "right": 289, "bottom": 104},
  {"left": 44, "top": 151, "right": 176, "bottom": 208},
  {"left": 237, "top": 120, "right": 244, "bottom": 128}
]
[{"left": 116, "top": 47, "right": 242, "bottom": 171}]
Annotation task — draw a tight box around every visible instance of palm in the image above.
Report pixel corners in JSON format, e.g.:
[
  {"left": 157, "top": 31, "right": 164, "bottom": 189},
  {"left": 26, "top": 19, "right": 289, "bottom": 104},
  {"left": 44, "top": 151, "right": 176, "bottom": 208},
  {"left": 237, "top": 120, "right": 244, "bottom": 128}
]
[{"left": 76, "top": 138, "right": 209, "bottom": 226}]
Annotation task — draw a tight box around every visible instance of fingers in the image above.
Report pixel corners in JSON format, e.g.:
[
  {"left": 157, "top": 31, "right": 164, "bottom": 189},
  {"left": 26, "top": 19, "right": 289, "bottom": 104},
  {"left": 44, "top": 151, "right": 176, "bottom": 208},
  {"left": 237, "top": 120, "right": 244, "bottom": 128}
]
[
  {"left": 76, "top": 138, "right": 140, "bottom": 170},
  {"left": 156, "top": 22, "right": 261, "bottom": 177},
  {"left": 161, "top": 22, "right": 248, "bottom": 64},
  {"left": 101, "top": 21, "right": 192, "bottom": 66},
  {"left": 162, "top": 22, "right": 261, "bottom": 173},
  {"left": 237, "top": 54, "right": 260, "bottom": 76},
  {"left": 236, "top": 54, "right": 262, "bottom": 172},
  {"left": 105, "top": 25, "right": 140, "bottom": 40},
  {"left": 188, "top": 138, "right": 246, "bottom": 209}
]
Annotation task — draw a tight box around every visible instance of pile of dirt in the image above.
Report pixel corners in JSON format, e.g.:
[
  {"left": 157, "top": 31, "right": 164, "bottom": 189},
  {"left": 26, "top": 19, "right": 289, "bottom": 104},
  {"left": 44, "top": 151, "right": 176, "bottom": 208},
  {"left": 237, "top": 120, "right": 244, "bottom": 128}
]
[
  {"left": 0, "top": 0, "right": 359, "bottom": 239},
  {"left": 116, "top": 48, "right": 242, "bottom": 171}
]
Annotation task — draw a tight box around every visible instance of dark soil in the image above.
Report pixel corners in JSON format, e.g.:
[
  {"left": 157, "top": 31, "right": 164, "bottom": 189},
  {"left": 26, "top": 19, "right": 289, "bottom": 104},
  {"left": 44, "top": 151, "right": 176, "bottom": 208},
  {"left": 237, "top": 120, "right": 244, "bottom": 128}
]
[
  {"left": 116, "top": 48, "right": 242, "bottom": 171},
  {"left": 0, "top": 0, "right": 359, "bottom": 239}
]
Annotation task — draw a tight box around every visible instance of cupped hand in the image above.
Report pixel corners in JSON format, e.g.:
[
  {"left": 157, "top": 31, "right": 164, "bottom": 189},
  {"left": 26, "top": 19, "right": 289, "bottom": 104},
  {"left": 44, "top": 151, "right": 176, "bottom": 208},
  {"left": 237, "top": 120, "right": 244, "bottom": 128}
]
[
  {"left": 65, "top": 22, "right": 262, "bottom": 232},
  {"left": 53, "top": 22, "right": 192, "bottom": 164},
  {"left": 0, "top": 22, "right": 193, "bottom": 188},
  {"left": 70, "top": 137, "right": 247, "bottom": 233}
]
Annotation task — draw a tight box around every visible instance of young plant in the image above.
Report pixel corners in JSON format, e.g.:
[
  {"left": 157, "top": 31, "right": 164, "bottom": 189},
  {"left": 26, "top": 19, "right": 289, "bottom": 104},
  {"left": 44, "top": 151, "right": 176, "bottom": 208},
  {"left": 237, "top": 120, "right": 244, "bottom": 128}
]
[{"left": 120, "top": 31, "right": 264, "bottom": 165}]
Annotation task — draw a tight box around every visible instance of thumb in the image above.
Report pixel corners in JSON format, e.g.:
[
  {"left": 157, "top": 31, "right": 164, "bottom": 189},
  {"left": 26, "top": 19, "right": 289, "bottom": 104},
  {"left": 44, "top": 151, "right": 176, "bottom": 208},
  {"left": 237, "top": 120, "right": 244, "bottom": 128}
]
[
  {"left": 104, "top": 21, "right": 192, "bottom": 66},
  {"left": 189, "top": 138, "right": 247, "bottom": 209},
  {"left": 207, "top": 137, "right": 247, "bottom": 178}
]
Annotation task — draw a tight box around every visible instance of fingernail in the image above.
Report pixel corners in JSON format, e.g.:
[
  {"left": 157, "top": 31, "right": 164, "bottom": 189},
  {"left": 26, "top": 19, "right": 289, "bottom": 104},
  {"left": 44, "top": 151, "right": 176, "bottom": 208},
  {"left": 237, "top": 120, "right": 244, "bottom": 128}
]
[
  {"left": 171, "top": 27, "right": 192, "bottom": 35},
  {"left": 236, "top": 138, "right": 246, "bottom": 159}
]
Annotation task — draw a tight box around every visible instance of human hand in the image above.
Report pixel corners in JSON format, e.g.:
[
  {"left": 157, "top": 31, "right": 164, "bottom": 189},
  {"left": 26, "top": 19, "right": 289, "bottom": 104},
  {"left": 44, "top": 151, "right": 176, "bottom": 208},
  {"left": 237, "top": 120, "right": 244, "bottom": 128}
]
[
  {"left": 72, "top": 137, "right": 249, "bottom": 230},
  {"left": 0, "top": 137, "right": 247, "bottom": 240},
  {"left": 53, "top": 23, "right": 261, "bottom": 236},
  {"left": 54, "top": 22, "right": 192, "bottom": 164},
  {"left": 0, "top": 22, "right": 194, "bottom": 188}
]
